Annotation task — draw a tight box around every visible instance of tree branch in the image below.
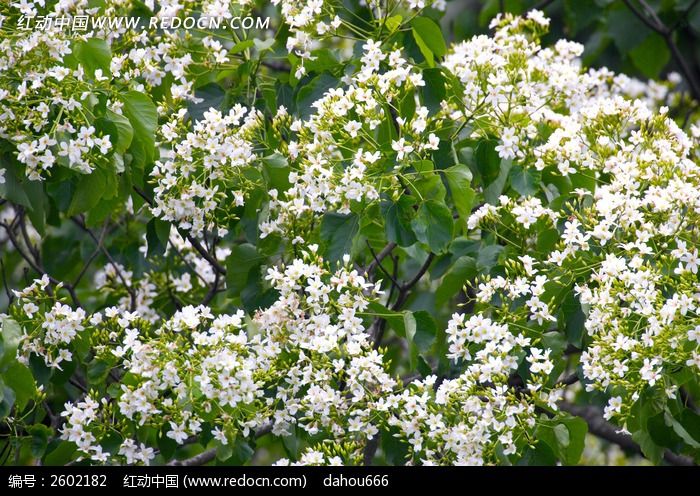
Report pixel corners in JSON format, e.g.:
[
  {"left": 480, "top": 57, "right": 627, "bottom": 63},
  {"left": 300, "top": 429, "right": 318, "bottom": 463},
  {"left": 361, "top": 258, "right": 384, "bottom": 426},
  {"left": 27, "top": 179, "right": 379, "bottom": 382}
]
[
  {"left": 623, "top": 0, "right": 700, "bottom": 100},
  {"left": 166, "top": 423, "right": 274, "bottom": 466},
  {"left": 71, "top": 216, "right": 136, "bottom": 311},
  {"left": 132, "top": 186, "right": 227, "bottom": 277},
  {"left": 559, "top": 401, "right": 695, "bottom": 466}
]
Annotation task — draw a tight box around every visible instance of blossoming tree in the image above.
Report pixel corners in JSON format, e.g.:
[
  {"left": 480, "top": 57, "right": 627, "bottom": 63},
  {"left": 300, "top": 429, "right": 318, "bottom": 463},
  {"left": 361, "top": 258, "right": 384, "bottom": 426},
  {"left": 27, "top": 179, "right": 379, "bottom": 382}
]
[{"left": 1, "top": 0, "right": 700, "bottom": 466}]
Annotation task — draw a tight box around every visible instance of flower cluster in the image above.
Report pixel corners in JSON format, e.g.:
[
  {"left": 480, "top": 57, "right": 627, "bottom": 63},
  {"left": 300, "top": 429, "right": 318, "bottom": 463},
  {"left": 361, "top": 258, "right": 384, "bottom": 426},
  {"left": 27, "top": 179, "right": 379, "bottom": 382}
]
[
  {"left": 12, "top": 275, "right": 87, "bottom": 370},
  {"left": 12, "top": 251, "right": 398, "bottom": 464},
  {"left": 152, "top": 105, "right": 264, "bottom": 237},
  {"left": 276, "top": 0, "right": 446, "bottom": 74},
  {"left": 260, "top": 39, "right": 445, "bottom": 239},
  {"left": 462, "top": 14, "right": 700, "bottom": 430}
]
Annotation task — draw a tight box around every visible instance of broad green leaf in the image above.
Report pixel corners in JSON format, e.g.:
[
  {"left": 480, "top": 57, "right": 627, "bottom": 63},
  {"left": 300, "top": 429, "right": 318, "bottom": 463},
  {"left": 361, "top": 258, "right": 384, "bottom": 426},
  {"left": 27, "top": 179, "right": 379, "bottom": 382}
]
[
  {"left": 411, "top": 200, "right": 454, "bottom": 253},
  {"left": 629, "top": 34, "right": 670, "bottom": 79},
  {"left": 442, "top": 164, "right": 475, "bottom": 224},
  {"left": 226, "top": 243, "right": 264, "bottom": 297},
  {"left": 231, "top": 39, "right": 255, "bottom": 54},
  {"left": 510, "top": 165, "right": 541, "bottom": 196},
  {"left": 121, "top": 91, "right": 158, "bottom": 166},
  {"left": 422, "top": 68, "right": 446, "bottom": 114},
  {"left": 411, "top": 17, "right": 447, "bottom": 57},
  {"left": 384, "top": 15, "right": 403, "bottom": 33},
  {"left": 407, "top": 310, "right": 437, "bottom": 353},
  {"left": 632, "top": 430, "right": 664, "bottom": 465},
  {"left": 0, "top": 157, "right": 31, "bottom": 208},
  {"left": 146, "top": 217, "right": 170, "bottom": 257},
  {"left": 75, "top": 38, "right": 112, "bottom": 77},
  {"left": 606, "top": 5, "right": 649, "bottom": 52},
  {"left": 484, "top": 159, "right": 513, "bottom": 205},
  {"left": 296, "top": 74, "right": 339, "bottom": 119},
  {"left": 3, "top": 362, "right": 36, "bottom": 411},
  {"left": 28, "top": 424, "right": 52, "bottom": 458},
  {"left": 476, "top": 244, "right": 503, "bottom": 273},
  {"left": 1, "top": 317, "right": 22, "bottom": 370},
  {"left": 436, "top": 256, "right": 476, "bottom": 303},
  {"left": 560, "top": 417, "right": 587, "bottom": 465},
  {"left": 383, "top": 198, "right": 417, "bottom": 247},
  {"left": 188, "top": 83, "right": 226, "bottom": 122},
  {"left": 366, "top": 302, "right": 408, "bottom": 337},
  {"left": 67, "top": 168, "right": 107, "bottom": 216},
  {"left": 320, "top": 212, "right": 359, "bottom": 264},
  {"left": 0, "top": 380, "right": 15, "bottom": 419},
  {"left": 262, "top": 153, "right": 291, "bottom": 192},
  {"left": 411, "top": 28, "right": 434, "bottom": 67},
  {"left": 537, "top": 416, "right": 587, "bottom": 465},
  {"left": 474, "top": 139, "right": 501, "bottom": 185},
  {"left": 664, "top": 408, "right": 700, "bottom": 449}
]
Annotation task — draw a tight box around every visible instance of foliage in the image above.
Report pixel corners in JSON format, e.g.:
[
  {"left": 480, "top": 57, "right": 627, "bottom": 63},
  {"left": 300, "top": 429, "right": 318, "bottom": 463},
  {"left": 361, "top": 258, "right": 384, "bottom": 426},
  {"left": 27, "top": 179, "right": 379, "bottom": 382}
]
[{"left": 1, "top": 0, "right": 700, "bottom": 466}]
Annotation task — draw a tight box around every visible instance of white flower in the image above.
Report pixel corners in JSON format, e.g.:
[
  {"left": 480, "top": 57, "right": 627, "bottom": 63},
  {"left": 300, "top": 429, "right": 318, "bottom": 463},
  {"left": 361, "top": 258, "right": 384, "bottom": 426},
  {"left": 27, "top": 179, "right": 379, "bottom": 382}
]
[{"left": 166, "top": 422, "right": 188, "bottom": 444}]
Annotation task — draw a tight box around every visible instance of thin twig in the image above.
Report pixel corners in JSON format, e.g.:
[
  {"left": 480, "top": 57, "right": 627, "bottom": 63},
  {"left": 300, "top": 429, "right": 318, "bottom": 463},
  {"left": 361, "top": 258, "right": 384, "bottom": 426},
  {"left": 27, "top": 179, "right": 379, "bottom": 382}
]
[
  {"left": 623, "top": 0, "right": 700, "bottom": 100},
  {"left": 132, "top": 186, "right": 227, "bottom": 276},
  {"left": 72, "top": 216, "right": 136, "bottom": 311}
]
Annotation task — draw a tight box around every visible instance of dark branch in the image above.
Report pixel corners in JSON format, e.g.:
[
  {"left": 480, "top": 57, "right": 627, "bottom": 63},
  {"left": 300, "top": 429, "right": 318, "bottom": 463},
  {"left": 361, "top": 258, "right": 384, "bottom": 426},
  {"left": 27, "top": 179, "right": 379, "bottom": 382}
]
[
  {"left": 166, "top": 423, "right": 274, "bottom": 466},
  {"left": 559, "top": 401, "right": 695, "bottom": 466},
  {"left": 132, "top": 186, "right": 227, "bottom": 276}
]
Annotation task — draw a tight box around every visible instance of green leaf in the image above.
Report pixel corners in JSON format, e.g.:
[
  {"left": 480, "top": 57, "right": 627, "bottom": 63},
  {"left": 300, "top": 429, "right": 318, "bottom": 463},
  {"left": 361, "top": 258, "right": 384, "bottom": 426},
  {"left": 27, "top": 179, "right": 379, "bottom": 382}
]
[
  {"left": 422, "top": 68, "right": 446, "bottom": 114},
  {"left": 75, "top": 38, "right": 112, "bottom": 77},
  {"left": 554, "top": 423, "right": 570, "bottom": 448},
  {"left": 442, "top": 164, "right": 475, "bottom": 224},
  {"left": 664, "top": 408, "right": 700, "bottom": 449},
  {"left": 436, "top": 256, "right": 476, "bottom": 303},
  {"left": 157, "top": 426, "right": 177, "bottom": 462},
  {"left": 632, "top": 430, "right": 664, "bottom": 464},
  {"left": 407, "top": 310, "right": 437, "bottom": 353},
  {"left": 606, "top": 5, "right": 650, "bottom": 52},
  {"left": 411, "top": 169, "right": 446, "bottom": 201},
  {"left": 0, "top": 157, "right": 31, "bottom": 207},
  {"left": 296, "top": 74, "right": 339, "bottom": 119},
  {"left": 411, "top": 17, "right": 447, "bottom": 57},
  {"left": 3, "top": 362, "right": 36, "bottom": 411},
  {"left": 629, "top": 34, "right": 670, "bottom": 79},
  {"left": 560, "top": 417, "right": 587, "bottom": 465},
  {"left": 231, "top": 39, "right": 255, "bottom": 54},
  {"left": 320, "top": 212, "right": 359, "bottom": 264},
  {"left": 86, "top": 358, "right": 114, "bottom": 387},
  {"left": 226, "top": 243, "right": 264, "bottom": 297},
  {"left": 383, "top": 197, "right": 417, "bottom": 247},
  {"left": 411, "top": 27, "right": 434, "bottom": 67},
  {"left": 0, "top": 380, "right": 15, "bottom": 419},
  {"left": 43, "top": 441, "right": 77, "bottom": 465},
  {"left": 384, "top": 15, "right": 403, "bottom": 33},
  {"left": 538, "top": 416, "right": 588, "bottom": 465},
  {"left": 188, "top": 83, "right": 226, "bottom": 122},
  {"left": 474, "top": 139, "right": 501, "bottom": 185},
  {"left": 510, "top": 165, "right": 541, "bottom": 196},
  {"left": 484, "top": 159, "right": 513, "bottom": 205},
  {"left": 262, "top": 153, "right": 291, "bottom": 192},
  {"left": 226, "top": 437, "right": 255, "bottom": 465},
  {"left": 476, "top": 244, "right": 503, "bottom": 273},
  {"left": 411, "top": 200, "right": 454, "bottom": 253},
  {"left": 381, "top": 427, "right": 410, "bottom": 465},
  {"left": 0, "top": 316, "right": 22, "bottom": 370},
  {"left": 121, "top": 91, "right": 158, "bottom": 166},
  {"left": 67, "top": 168, "right": 107, "bottom": 216},
  {"left": 28, "top": 424, "right": 52, "bottom": 458},
  {"left": 146, "top": 218, "right": 170, "bottom": 258},
  {"left": 366, "top": 302, "right": 408, "bottom": 337}
]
